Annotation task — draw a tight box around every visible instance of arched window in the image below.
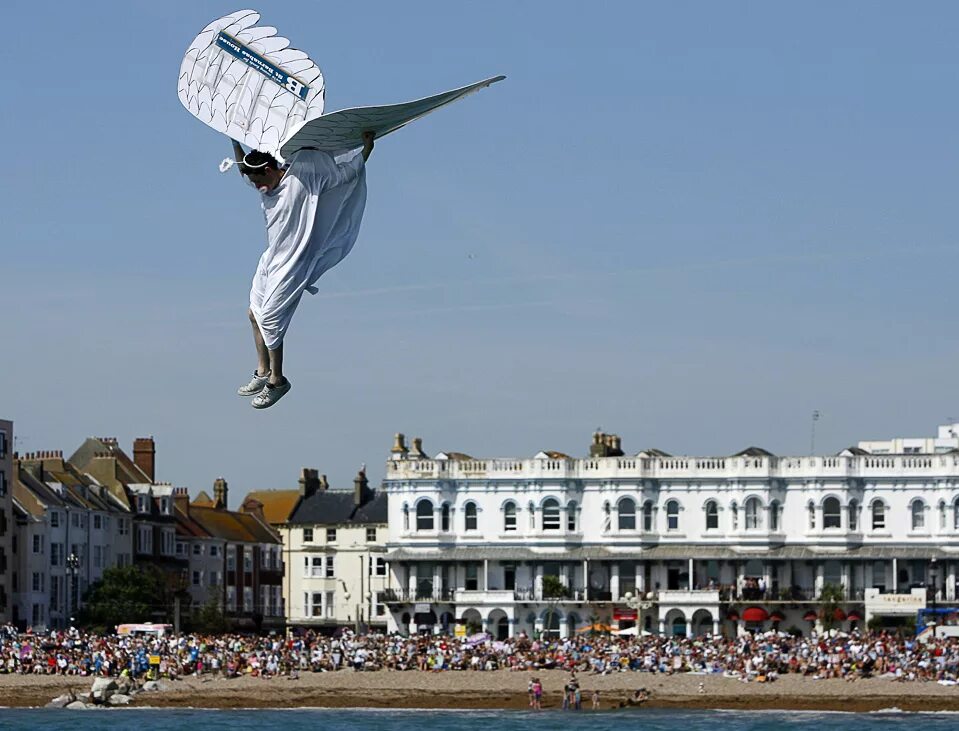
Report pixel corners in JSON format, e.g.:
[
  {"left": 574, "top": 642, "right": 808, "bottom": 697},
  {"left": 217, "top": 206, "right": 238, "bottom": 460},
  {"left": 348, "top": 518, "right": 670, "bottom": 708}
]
[
  {"left": 642, "top": 501, "right": 654, "bottom": 531},
  {"left": 848, "top": 500, "right": 858, "bottom": 531},
  {"left": 665, "top": 500, "right": 680, "bottom": 531},
  {"left": 464, "top": 502, "right": 477, "bottom": 531},
  {"left": 911, "top": 500, "right": 925, "bottom": 530},
  {"left": 618, "top": 498, "right": 636, "bottom": 531},
  {"left": 705, "top": 500, "right": 719, "bottom": 530},
  {"left": 567, "top": 501, "right": 578, "bottom": 532},
  {"left": 745, "top": 497, "right": 762, "bottom": 530},
  {"left": 542, "top": 498, "right": 560, "bottom": 531},
  {"left": 403, "top": 503, "right": 410, "bottom": 532},
  {"left": 416, "top": 501, "right": 434, "bottom": 531},
  {"left": 823, "top": 497, "right": 841, "bottom": 529},
  {"left": 503, "top": 502, "right": 517, "bottom": 532},
  {"left": 872, "top": 501, "right": 885, "bottom": 530},
  {"left": 769, "top": 500, "right": 780, "bottom": 532},
  {"left": 440, "top": 503, "right": 451, "bottom": 532}
]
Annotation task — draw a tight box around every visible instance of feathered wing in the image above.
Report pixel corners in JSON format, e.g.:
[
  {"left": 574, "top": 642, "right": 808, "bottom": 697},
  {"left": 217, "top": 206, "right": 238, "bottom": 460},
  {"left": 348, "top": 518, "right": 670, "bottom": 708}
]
[
  {"left": 177, "top": 9, "right": 325, "bottom": 157},
  {"left": 279, "top": 76, "right": 506, "bottom": 157}
]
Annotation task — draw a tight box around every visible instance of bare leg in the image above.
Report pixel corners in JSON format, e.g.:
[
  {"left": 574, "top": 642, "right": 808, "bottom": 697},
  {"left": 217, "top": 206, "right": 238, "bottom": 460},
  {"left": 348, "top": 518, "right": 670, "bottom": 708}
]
[
  {"left": 267, "top": 344, "right": 284, "bottom": 385},
  {"left": 248, "top": 309, "right": 270, "bottom": 376}
]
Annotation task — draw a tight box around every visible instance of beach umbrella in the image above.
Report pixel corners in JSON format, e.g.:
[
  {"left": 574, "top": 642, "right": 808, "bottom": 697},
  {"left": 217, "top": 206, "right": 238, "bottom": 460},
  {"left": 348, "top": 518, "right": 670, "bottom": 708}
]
[
  {"left": 847, "top": 610, "right": 863, "bottom": 621},
  {"left": 742, "top": 607, "right": 769, "bottom": 623},
  {"left": 803, "top": 611, "right": 817, "bottom": 622},
  {"left": 576, "top": 623, "right": 612, "bottom": 634}
]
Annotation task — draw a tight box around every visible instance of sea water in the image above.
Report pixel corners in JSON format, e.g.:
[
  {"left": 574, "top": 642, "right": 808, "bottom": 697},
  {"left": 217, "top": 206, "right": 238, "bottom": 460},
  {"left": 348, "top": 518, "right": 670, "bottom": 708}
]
[{"left": 0, "top": 708, "right": 956, "bottom": 731}]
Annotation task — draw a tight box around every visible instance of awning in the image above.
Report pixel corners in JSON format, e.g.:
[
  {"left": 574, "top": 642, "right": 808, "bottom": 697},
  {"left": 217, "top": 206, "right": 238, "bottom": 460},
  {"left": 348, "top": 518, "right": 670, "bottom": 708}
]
[
  {"left": 803, "top": 610, "right": 818, "bottom": 622},
  {"left": 742, "top": 607, "right": 769, "bottom": 623},
  {"left": 832, "top": 608, "right": 847, "bottom": 621},
  {"left": 769, "top": 610, "right": 785, "bottom": 621},
  {"left": 847, "top": 610, "right": 863, "bottom": 621},
  {"left": 726, "top": 610, "right": 740, "bottom": 621}
]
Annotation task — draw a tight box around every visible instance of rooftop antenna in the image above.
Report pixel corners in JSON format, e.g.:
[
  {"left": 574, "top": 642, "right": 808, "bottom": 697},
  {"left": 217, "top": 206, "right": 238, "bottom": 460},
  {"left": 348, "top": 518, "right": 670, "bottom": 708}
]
[{"left": 810, "top": 411, "right": 821, "bottom": 455}]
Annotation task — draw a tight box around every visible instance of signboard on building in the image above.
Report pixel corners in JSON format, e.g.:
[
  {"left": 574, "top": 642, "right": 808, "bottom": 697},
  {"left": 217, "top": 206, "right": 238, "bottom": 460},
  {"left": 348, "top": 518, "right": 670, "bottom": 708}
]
[{"left": 864, "top": 588, "right": 926, "bottom": 619}]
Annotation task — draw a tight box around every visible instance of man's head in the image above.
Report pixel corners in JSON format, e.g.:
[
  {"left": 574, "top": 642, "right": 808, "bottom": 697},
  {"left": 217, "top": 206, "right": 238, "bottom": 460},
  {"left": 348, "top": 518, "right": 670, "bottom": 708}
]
[{"left": 240, "top": 151, "right": 284, "bottom": 192}]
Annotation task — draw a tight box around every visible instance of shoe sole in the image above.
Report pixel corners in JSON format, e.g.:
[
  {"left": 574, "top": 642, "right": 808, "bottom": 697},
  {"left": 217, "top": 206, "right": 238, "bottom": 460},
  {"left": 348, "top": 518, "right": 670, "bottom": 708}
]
[{"left": 251, "top": 383, "right": 292, "bottom": 409}]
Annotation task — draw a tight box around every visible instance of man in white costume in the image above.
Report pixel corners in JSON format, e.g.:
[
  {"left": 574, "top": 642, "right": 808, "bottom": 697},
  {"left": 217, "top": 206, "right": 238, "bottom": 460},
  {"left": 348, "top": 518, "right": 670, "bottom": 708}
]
[{"left": 231, "top": 132, "right": 375, "bottom": 408}]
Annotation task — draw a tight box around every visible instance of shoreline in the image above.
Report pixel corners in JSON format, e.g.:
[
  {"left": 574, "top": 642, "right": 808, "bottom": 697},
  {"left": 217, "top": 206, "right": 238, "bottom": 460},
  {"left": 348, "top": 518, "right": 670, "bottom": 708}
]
[{"left": 3, "top": 671, "right": 958, "bottom": 713}]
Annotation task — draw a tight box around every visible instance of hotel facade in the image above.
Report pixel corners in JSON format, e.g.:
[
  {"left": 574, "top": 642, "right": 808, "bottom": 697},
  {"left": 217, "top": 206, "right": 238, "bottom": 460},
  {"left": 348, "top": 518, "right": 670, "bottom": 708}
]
[{"left": 382, "top": 431, "right": 959, "bottom": 638}]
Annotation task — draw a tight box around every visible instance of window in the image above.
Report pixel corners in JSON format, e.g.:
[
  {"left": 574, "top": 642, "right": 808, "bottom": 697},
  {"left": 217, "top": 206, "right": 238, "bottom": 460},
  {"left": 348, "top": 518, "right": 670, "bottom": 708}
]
[
  {"left": 567, "top": 501, "right": 577, "bottom": 532},
  {"left": 504, "top": 564, "right": 516, "bottom": 591},
  {"left": 403, "top": 504, "right": 410, "bottom": 532},
  {"left": 0, "top": 469, "right": 5, "bottom": 497},
  {"left": 745, "top": 497, "right": 761, "bottom": 530},
  {"left": 366, "top": 527, "right": 377, "bottom": 543},
  {"left": 72, "top": 513, "right": 80, "bottom": 528},
  {"left": 159, "top": 498, "right": 170, "bottom": 515},
  {"left": 243, "top": 551, "right": 253, "bottom": 571},
  {"left": 325, "top": 591, "right": 334, "bottom": 618},
  {"left": 226, "top": 547, "right": 236, "bottom": 570},
  {"left": 51, "top": 543, "right": 63, "bottom": 567},
  {"left": 326, "top": 528, "right": 336, "bottom": 543},
  {"left": 374, "top": 556, "right": 386, "bottom": 576},
  {"left": 643, "top": 501, "right": 654, "bottom": 531},
  {"left": 118, "top": 519, "right": 129, "bottom": 536},
  {"left": 617, "top": 498, "right": 636, "bottom": 531},
  {"left": 193, "top": 544, "right": 202, "bottom": 556},
  {"left": 464, "top": 502, "right": 478, "bottom": 531},
  {"left": 848, "top": 500, "right": 858, "bottom": 531},
  {"left": 808, "top": 503, "right": 815, "bottom": 530},
  {"left": 665, "top": 500, "right": 680, "bottom": 531},
  {"left": 441, "top": 503, "right": 450, "bottom": 532},
  {"left": 416, "top": 501, "right": 434, "bottom": 531},
  {"left": 465, "top": 563, "right": 478, "bottom": 591},
  {"left": 911, "top": 500, "right": 925, "bottom": 530},
  {"left": 93, "top": 515, "right": 102, "bottom": 530},
  {"left": 769, "top": 500, "right": 780, "bottom": 532},
  {"left": 93, "top": 545, "right": 102, "bottom": 568},
  {"left": 32, "top": 572, "right": 43, "bottom": 592},
  {"left": 32, "top": 535, "right": 43, "bottom": 554},
  {"left": 823, "top": 497, "right": 841, "bottom": 529},
  {"left": 542, "top": 499, "right": 560, "bottom": 531},
  {"left": 325, "top": 555, "right": 334, "bottom": 578},
  {"left": 503, "top": 502, "right": 517, "bottom": 532},
  {"left": 705, "top": 501, "right": 719, "bottom": 530},
  {"left": 209, "top": 571, "right": 219, "bottom": 587},
  {"left": 50, "top": 511, "right": 60, "bottom": 528},
  {"left": 872, "top": 502, "right": 885, "bottom": 530},
  {"left": 192, "top": 571, "right": 201, "bottom": 586},
  {"left": 311, "top": 592, "right": 323, "bottom": 617},
  {"left": 210, "top": 545, "right": 219, "bottom": 557}
]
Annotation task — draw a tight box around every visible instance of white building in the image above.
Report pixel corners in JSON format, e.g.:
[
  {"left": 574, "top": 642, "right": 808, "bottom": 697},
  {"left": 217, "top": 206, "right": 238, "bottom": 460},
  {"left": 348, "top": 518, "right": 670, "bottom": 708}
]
[
  {"left": 250, "top": 468, "right": 388, "bottom": 632},
  {"left": 859, "top": 422, "right": 959, "bottom": 455},
  {"left": 383, "top": 432, "right": 959, "bottom": 639},
  {"left": 11, "top": 452, "right": 133, "bottom": 630}
]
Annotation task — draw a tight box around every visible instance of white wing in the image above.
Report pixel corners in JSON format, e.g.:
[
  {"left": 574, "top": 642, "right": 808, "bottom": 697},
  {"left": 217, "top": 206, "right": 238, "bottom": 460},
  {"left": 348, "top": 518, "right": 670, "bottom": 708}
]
[
  {"left": 177, "top": 9, "right": 325, "bottom": 158},
  {"left": 279, "top": 76, "right": 506, "bottom": 157}
]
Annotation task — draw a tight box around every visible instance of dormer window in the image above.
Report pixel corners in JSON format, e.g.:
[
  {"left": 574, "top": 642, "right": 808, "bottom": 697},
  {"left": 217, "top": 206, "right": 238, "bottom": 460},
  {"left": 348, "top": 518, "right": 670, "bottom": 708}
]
[{"left": 137, "top": 495, "right": 149, "bottom": 513}]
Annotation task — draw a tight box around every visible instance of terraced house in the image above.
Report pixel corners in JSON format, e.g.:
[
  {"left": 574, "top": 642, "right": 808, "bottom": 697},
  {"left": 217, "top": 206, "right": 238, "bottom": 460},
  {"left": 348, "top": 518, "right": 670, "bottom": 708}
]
[{"left": 383, "top": 429, "right": 959, "bottom": 639}]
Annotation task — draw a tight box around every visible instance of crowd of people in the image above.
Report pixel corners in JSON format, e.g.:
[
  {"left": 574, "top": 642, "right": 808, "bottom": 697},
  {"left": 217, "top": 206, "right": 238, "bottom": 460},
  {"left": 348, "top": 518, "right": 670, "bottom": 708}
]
[{"left": 2, "top": 623, "right": 958, "bottom": 684}]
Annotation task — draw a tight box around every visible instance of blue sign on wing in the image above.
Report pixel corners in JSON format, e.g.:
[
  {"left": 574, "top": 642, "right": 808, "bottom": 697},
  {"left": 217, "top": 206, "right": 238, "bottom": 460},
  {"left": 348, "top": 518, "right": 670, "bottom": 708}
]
[{"left": 215, "top": 31, "right": 310, "bottom": 100}]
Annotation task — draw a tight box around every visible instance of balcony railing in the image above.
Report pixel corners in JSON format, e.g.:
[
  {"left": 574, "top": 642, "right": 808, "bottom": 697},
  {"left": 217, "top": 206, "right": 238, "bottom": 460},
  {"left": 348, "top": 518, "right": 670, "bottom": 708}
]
[{"left": 381, "top": 588, "right": 456, "bottom": 603}]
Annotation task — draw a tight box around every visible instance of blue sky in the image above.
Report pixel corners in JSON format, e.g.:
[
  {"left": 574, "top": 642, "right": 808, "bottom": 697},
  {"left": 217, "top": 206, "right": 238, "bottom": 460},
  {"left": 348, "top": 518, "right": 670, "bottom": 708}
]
[{"left": 3, "top": 1, "right": 957, "bottom": 504}]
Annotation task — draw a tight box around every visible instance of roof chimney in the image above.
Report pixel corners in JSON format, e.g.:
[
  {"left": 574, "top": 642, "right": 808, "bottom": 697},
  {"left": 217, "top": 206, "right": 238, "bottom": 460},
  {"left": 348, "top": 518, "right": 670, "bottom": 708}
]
[
  {"left": 213, "top": 477, "right": 228, "bottom": 509},
  {"left": 299, "top": 468, "right": 320, "bottom": 498},
  {"left": 410, "top": 437, "right": 427, "bottom": 459},
  {"left": 353, "top": 467, "right": 371, "bottom": 507},
  {"left": 320, "top": 474, "right": 329, "bottom": 491},
  {"left": 133, "top": 437, "right": 156, "bottom": 482},
  {"left": 172, "top": 486, "right": 190, "bottom": 515},
  {"left": 391, "top": 433, "right": 409, "bottom": 456}
]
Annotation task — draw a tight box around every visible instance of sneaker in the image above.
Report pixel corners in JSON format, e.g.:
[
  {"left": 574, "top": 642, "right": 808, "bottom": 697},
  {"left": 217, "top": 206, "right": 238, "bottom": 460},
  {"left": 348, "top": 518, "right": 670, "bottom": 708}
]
[
  {"left": 238, "top": 371, "right": 270, "bottom": 397},
  {"left": 251, "top": 379, "right": 292, "bottom": 409}
]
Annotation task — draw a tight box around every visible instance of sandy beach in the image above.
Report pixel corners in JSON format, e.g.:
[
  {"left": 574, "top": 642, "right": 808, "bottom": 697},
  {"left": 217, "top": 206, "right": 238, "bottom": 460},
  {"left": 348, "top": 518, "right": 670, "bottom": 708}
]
[{"left": 2, "top": 671, "right": 958, "bottom": 712}]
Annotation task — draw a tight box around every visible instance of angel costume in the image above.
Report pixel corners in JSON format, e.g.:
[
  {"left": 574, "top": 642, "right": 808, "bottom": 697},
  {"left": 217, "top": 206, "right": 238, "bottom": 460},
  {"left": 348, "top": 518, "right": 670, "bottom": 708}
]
[{"left": 248, "top": 147, "right": 367, "bottom": 350}]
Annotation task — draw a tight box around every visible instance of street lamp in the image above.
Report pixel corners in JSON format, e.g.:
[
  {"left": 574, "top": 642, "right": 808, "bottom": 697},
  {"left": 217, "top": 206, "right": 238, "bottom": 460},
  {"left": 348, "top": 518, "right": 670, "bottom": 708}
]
[
  {"left": 622, "top": 591, "right": 654, "bottom": 635},
  {"left": 929, "top": 558, "right": 938, "bottom": 640},
  {"left": 66, "top": 553, "right": 80, "bottom": 628}
]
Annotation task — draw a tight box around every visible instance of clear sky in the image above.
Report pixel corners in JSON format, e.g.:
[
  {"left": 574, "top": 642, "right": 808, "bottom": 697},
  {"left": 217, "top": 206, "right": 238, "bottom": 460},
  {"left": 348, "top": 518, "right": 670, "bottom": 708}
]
[{"left": 3, "top": 1, "right": 957, "bottom": 505}]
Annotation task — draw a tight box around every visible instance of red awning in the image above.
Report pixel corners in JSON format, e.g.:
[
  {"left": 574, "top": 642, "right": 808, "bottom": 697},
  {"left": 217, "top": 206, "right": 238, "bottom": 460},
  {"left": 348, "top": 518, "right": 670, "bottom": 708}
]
[
  {"left": 847, "top": 610, "right": 863, "bottom": 621},
  {"left": 803, "top": 610, "right": 818, "bottom": 622},
  {"left": 742, "top": 607, "right": 769, "bottom": 623},
  {"left": 769, "top": 610, "right": 785, "bottom": 621},
  {"left": 833, "top": 608, "right": 847, "bottom": 621},
  {"left": 726, "top": 610, "right": 740, "bottom": 621}
]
